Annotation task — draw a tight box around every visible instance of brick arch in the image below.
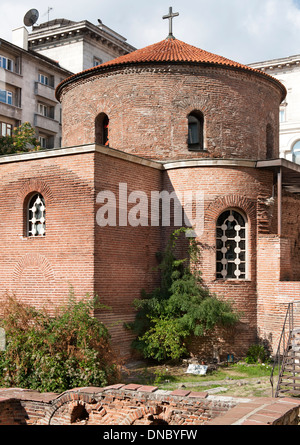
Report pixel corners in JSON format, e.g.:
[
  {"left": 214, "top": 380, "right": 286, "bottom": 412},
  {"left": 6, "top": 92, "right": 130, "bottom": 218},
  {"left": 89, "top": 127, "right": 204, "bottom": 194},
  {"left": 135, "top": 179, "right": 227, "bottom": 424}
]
[
  {"left": 47, "top": 391, "right": 166, "bottom": 426},
  {"left": 47, "top": 391, "right": 92, "bottom": 425},
  {"left": 13, "top": 253, "right": 54, "bottom": 282},
  {"left": 15, "top": 178, "right": 54, "bottom": 207},
  {"left": 206, "top": 195, "right": 256, "bottom": 223}
]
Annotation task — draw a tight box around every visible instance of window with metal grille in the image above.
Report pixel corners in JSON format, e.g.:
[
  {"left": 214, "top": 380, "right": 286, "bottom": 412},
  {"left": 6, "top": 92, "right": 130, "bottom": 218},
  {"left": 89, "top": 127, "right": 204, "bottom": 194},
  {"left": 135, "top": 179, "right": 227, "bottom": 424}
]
[
  {"left": 216, "top": 209, "right": 246, "bottom": 280},
  {"left": 28, "top": 193, "right": 46, "bottom": 237}
]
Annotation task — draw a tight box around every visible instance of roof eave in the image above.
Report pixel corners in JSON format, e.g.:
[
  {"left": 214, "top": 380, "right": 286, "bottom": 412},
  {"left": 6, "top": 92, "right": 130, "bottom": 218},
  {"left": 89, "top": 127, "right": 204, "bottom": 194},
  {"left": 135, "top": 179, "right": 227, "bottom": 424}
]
[{"left": 55, "top": 59, "right": 286, "bottom": 102}]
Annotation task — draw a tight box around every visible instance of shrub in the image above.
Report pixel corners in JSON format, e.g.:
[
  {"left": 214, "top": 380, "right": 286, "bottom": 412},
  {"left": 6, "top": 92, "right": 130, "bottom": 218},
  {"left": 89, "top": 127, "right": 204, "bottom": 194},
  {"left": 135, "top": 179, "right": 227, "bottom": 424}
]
[
  {"left": 127, "top": 228, "right": 240, "bottom": 362},
  {"left": 0, "top": 293, "right": 120, "bottom": 393},
  {"left": 245, "top": 344, "right": 270, "bottom": 364},
  {"left": 0, "top": 122, "right": 40, "bottom": 155}
]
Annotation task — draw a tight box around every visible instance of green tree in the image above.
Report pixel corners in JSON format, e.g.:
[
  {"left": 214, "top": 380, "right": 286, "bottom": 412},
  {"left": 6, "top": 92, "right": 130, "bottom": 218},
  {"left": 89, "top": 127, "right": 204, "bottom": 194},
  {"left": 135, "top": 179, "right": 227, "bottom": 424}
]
[
  {"left": 0, "top": 122, "right": 40, "bottom": 155},
  {"left": 128, "top": 228, "right": 240, "bottom": 362}
]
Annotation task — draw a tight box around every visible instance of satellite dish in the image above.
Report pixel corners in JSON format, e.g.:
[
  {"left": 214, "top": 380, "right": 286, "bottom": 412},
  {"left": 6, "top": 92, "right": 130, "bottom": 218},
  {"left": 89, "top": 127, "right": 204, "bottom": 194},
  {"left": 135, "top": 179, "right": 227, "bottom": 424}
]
[{"left": 23, "top": 9, "right": 39, "bottom": 27}]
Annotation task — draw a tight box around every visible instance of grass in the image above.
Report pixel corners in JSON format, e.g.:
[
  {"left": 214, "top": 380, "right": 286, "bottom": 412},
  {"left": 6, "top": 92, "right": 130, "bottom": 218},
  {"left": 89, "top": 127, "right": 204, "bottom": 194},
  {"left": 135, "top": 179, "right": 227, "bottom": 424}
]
[
  {"left": 123, "top": 361, "right": 276, "bottom": 397},
  {"left": 155, "top": 362, "right": 272, "bottom": 383}
]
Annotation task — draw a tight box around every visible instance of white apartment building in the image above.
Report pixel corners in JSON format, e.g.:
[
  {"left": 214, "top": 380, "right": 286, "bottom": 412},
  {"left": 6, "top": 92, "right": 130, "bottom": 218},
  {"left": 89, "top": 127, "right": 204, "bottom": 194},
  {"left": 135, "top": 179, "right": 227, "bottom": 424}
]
[
  {"left": 0, "top": 33, "right": 71, "bottom": 148},
  {"left": 27, "top": 18, "right": 136, "bottom": 73},
  {"left": 250, "top": 55, "right": 300, "bottom": 163},
  {"left": 0, "top": 18, "right": 135, "bottom": 149}
]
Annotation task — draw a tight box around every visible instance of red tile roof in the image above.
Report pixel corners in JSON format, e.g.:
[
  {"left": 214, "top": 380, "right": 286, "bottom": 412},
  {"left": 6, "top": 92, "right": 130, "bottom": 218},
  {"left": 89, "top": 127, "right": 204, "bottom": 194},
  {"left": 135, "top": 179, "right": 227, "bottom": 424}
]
[
  {"left": 100, "top": 38, "right": 249, "bottom": 68},
  {"left": 56, "top": 38, "right": 286, "bottom": 101}
]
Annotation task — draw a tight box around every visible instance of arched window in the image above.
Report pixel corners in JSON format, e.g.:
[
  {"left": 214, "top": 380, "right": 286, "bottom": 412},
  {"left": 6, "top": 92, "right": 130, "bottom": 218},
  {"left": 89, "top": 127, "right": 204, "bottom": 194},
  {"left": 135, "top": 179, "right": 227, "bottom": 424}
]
[
  {"left": 95, "top": 113, "right": 109, "bottom": 146},
  {"left": 188, "top": 111, "right": 204, "bottom": 151},
  {"left": 216, "top": 209, "right": 247, "bottom": 280},
  {"left": 292, "top": 140, "right": 300, "bottom": 164},
  {"left": 27, "top": 193, "right": 46, "bottom": 237}
]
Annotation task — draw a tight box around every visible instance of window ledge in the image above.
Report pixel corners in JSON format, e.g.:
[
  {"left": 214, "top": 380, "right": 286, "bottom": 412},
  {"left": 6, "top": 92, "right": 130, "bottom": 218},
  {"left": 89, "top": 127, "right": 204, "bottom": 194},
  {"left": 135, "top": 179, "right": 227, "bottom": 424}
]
[
  {"left": 188, "top": 147, "right": 208, "bottom": 152},
  {"left": 214, "top": 279, "right": 252, "bottom": 284}
]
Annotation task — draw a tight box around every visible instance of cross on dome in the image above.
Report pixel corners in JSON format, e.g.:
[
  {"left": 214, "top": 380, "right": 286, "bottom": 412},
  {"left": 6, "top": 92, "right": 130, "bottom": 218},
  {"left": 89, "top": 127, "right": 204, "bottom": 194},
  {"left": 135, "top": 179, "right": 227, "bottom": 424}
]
[{"left": 163, "top": 7, "right": 179, "bottom": 40}]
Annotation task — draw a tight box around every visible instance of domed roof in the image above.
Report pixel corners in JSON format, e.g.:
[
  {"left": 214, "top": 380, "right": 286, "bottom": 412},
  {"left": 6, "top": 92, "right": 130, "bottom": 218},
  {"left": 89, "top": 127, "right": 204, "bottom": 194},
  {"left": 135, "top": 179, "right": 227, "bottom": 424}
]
[
  {"left": 100, "top": 38, "right": 252, "bottom": 68},
  {"left": 56, "top": 38, "right": 286, "bottom": 101}
]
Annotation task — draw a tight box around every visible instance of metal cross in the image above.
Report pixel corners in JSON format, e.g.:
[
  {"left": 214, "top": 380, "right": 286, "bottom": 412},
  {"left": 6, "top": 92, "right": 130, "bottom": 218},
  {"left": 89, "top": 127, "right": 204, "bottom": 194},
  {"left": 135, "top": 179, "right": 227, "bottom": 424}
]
[{"left": 163, "top": 7, "right": 179, "bottom": 39}]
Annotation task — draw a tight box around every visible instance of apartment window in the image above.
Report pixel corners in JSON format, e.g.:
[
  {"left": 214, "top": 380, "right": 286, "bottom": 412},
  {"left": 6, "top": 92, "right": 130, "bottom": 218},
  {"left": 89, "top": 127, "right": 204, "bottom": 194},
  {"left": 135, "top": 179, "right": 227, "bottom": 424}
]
[
  {"left": 0, "top": 55, "right": 13, "bottom": 72},
  {"left": 27, "top": 193, "right": 46, "bottom": 237},
  {"left": 93, "top": 58, "right": 102, "bottom": 67},
  {"left": 39, "top": 103, "right": 48, "bottom": 117},
  {"left": 0, "top": 89, "right": 13, "bottom": 105},
  {"left": 0, "top": 122, "right": 13, "bottom": 136},
  {"left": 38, "top": 102, "right": 54, "bottom": 119},
  {"left": 39, "top": 136, "right": 47, "bottom": 148},
  {"left": 39, "top": 135, "right": 54, "bottom": 149},
  {"left": 216, "top": 209, "right": 247, "bottom": 280},
  {"left": 38, "top": 73, "right": 49, "bottom": 85}
]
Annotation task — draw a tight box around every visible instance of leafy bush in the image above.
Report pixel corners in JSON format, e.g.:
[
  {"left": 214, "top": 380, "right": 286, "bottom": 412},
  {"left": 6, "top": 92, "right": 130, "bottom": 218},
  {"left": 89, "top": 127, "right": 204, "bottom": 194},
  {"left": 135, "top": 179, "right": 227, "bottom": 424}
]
[
  {"left": 245, "top": 344, "right": 270, "bottom": 364},
  {"left": 127, "top": 228, "right": 240, "bottom": 362},
  {"left": 0, "top": 293, "right": 120, "bottom": 393},
  {"left": 0, "top": 122, "right": 40, "bottom": 155}
]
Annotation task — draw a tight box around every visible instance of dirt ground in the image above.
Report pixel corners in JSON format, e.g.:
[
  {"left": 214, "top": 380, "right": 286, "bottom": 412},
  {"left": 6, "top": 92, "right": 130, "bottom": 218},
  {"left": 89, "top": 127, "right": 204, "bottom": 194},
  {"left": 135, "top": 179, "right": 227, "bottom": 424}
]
[{"left": 121, "top": 360, "right": 274, "bottom": 398}]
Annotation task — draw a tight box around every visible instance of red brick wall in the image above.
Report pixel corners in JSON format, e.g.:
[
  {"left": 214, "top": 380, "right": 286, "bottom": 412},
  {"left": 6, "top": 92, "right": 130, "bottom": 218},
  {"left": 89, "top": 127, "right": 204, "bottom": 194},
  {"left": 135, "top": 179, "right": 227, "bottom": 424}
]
[
  {"left": 0, "top": 152, "right": 95, "bottom": 314},
  {"left": 60, "top": 64, "right": 281, "bottom": 161},
  {"left": 94, "top": 151, "right": 162, "bottom": 356},
  {"left": 162, "top": 165, "right": 274, "bottom": 357},
  {"left": 282, "top": 192, "right": 300, "bottom": 280},
  {"left": 256, "top": 234, "right": 300, "bottom": 351},
  {"left": 1, "top": 147, "right": 299, "bottom": 359}
]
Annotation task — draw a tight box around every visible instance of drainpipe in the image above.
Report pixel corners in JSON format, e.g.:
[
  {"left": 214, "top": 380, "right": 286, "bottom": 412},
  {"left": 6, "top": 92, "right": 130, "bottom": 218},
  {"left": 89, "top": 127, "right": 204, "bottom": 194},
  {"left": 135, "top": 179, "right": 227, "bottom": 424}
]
[{"left": 277, "top": 167, "right": 282, "bottom": 236}]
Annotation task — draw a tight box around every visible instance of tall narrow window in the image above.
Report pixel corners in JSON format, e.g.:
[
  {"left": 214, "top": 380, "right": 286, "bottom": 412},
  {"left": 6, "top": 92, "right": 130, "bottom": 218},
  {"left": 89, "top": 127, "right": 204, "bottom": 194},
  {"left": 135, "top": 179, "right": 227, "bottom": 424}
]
[
  {"left": 95, "top": 113, "right": 109, "bottom": 146},
  {"left": 216, "top": 209, "right": 247, "bottom": 280},
  {"left": 292, "top": 140, "right": 300, "bottom": 164},
  {"left": 188, "top": 111, "right": 204, "bottom": 151},
  {"left": 28, "top": 193, "right": 46, "bottom": 237},
  {"left": 266, "top": 124, "right": 274, "bottom": 159}
]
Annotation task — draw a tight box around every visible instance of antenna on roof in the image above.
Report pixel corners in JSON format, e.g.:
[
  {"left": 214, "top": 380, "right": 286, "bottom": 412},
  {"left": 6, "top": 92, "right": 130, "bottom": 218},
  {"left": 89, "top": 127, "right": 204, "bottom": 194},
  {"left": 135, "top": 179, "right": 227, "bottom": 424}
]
[
  {"left": 23, "top": 8, "right": 39, "bottom": 28},
  {"left": 42, "top": 7, "right": 53, "bottom": 22}
]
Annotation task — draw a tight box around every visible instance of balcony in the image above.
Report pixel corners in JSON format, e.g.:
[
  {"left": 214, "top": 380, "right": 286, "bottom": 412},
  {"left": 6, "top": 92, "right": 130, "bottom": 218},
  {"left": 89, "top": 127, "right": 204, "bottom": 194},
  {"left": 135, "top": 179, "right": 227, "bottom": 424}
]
[
  {"left": 0, "top": 68, "right": 22, "bottom": 89},
  {"left": 34, "top": 113, "right": 59, "bottom": 133},
  {"left": 34, "top": 82, "right": 57, "bottom": 103},
  {"left": 0, "top": 102, "right": 22, "bottom": 121}
]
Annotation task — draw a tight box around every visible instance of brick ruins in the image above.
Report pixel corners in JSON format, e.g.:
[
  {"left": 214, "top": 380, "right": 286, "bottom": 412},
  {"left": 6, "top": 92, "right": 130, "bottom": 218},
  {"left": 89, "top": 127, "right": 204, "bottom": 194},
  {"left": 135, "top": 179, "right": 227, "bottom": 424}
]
[{"left": 0, "top": 385, "right": 299, "bottom": 425}]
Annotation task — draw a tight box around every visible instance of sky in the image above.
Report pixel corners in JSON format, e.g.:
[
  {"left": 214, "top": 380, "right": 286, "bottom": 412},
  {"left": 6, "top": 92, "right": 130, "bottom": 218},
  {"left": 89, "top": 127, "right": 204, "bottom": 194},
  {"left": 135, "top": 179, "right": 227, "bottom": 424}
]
[{"left": 2, "top": 0, "right": 300, "bottom": 64}]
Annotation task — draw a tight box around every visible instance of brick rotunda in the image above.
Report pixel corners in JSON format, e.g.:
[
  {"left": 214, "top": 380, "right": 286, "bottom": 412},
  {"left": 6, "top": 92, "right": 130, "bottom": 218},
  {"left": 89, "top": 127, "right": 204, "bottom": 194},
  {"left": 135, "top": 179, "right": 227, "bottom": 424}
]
[{"left": 1, "top": 21, "right": 300, "bottom": 359}]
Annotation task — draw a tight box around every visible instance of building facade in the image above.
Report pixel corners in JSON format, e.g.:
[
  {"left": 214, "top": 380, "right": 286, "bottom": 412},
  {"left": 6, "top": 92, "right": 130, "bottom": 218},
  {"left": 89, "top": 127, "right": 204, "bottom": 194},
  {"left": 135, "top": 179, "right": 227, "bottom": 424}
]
[
  {"left": 250, "top": 55, "right": 300, "bottom": 163},
  {"left": 0, "top": 18, "right": 135, "bottom": 149},
  {"left": 27, "top": 18, "right": 136, "bottom": 74},
  {"left": 0, "top": 35, "right": 71, "bottom": 148},
  {"left": 0, "top": 34, "right": 300, "bottom": 360}
]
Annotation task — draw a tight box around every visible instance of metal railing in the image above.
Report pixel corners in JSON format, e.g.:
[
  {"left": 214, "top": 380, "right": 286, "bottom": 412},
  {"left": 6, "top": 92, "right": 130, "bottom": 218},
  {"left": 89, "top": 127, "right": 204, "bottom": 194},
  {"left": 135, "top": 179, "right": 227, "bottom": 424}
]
[{"left": 270, "top": 300, "right": 300, "bottom": 397}]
